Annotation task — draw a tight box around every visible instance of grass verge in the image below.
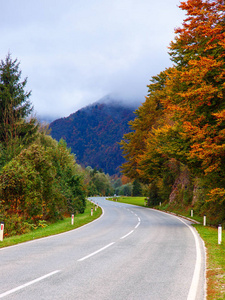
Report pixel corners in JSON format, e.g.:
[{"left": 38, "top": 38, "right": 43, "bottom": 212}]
[
  {"left": 157, "top": 203, "right": 203, "bottom": 224},
  {"left": 107, "top": 196, "right": 146, "bottom": 207},
  {"left": 194, "top": 225, "right": 225, "bottom": 300},
  {"left": 0, "top": 200, "right": 102, "bottom": 248}
]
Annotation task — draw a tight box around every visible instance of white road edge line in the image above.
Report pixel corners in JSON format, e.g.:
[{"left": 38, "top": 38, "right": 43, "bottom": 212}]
[
  {"left": 186, "top": 224, "right": 202, "bottom": 300},
  {"left": 155, "top": 209, "right": 204, "bottom": 300},
  {"left": 77, "top": 242, "right": 115, "bottom": 261},
  {"left": 0, "top": 270, "right": 60, "bottom": 299},
  {"left": 120, "top": 230, "right": 134, "bottom": 239},
  {"left": 174, "top": 216, "right": 202, "bottom": 300}
]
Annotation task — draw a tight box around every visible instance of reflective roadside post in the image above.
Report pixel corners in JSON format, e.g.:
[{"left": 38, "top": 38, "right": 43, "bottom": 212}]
[
  {"left": 218, "top": 224, "right": 222, "bottom": 245},
  {"left": 71, "top": 214, "right": 74, "bottom": 225},
  {"left": 203, "top": 215, "right": 206, "bottom": 226},
  {"left": 0, "top": 222, "right": 4, "bottom": 241}
]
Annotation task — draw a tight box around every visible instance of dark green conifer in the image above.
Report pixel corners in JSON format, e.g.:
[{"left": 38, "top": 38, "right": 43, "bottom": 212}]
[
  {"left": 0, "top": 54, "right": 38, "bottom": 162},
  {"left": 0, "top": 53, "right": 34, "bottom": 144}
]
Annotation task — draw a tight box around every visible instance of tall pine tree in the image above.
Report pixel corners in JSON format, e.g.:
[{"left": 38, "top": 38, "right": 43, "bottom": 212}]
[{"left": 0, "top": 54, "right": 38, "bottom": 162}]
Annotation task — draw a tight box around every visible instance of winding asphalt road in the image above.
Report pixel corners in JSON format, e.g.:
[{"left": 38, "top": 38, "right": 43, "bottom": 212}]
[{"left": 0, "top": 197, "right": 206, "bottom": 300}]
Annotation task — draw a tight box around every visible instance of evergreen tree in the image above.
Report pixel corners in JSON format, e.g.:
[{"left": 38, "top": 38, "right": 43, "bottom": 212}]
[
  {"left": 132, "top": 179, "right": 142, "bottom": 196},
  {"left": 0, "top": 54, "right": 36, "bottom": 148}
]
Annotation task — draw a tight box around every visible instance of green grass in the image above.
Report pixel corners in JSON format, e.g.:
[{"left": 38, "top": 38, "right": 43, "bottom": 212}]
[
  {"left": 0, "top": 201, "right": 102, "bottom": 248},
  {"left": 194, "top": 225, "right": 225, "bottom": 300},
  {"left": 157, "top": 203, "right": 203, "bottom": 224},
  {"left": 107, "top": 196, "right": 146, "bottom": 207}
]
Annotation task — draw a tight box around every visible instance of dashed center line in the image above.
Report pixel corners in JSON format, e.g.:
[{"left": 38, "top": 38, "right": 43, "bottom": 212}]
[
  {"left": 77, "top": 242, "right": 115, "bottom": 261},
  {"left": 135, "top": 222, "right": 140, "bottom": 229},
  {"left": 77, "top": 207, "right": 141, "bottom": 261},
  {"left": 120, "top": 230, "right": 134, "bottom": 239},
  {"left": 0, "top": 270, "right": 60, "bottom": 299}
]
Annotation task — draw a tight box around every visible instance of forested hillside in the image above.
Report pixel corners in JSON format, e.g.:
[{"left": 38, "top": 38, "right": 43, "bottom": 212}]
[
  {"left": 121, "top": 0, "right": 225, "bottom": 225},
  {"left": 50, "top": 100, "right": 136, "bottom": 175}
]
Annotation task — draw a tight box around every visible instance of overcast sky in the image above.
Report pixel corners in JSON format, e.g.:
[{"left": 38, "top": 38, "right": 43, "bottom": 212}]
[{"left": 0, "top": 0, "right": 185, "bottom": 121}]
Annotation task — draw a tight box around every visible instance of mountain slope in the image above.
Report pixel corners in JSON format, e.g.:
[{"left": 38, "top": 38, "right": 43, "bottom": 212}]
[{"left": 49, "top": 100, "right": 136, "bottom": 175}]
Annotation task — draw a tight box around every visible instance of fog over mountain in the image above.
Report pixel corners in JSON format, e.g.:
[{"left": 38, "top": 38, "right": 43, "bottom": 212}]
[{"left": 1, "top": 1, "right": 185, "bottom": 120}]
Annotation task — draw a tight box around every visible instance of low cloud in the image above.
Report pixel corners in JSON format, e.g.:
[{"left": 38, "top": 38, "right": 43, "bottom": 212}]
[{"left": 0, "top": 0, "right": 185, "bottom": 120}]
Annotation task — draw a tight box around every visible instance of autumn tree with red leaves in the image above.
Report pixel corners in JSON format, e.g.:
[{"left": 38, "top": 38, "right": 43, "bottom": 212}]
[
  {"left": 121, "top": 0, "right": 225, "bottom": 223},
  {"left": 164, "top": 0, "right": 225, "bottom": 196}
]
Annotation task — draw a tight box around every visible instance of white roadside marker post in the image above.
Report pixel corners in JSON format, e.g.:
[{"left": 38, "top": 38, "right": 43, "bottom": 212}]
[
  {"left": 203, "top": 215, "right": 206, "bottom": 226},
  {"left": 71, "top": 214, "right": 74, "bottom": 225},
  {"left": 0, "top": 222, "right": 4, "bottom": 241},
  {"left": 191, "top": 209, "right": 193, "bottom": 217},
  {"left": 91, "top": 208, "right": 93, "bottom": 216},
  {"left": 218, "top": 224, "right": 222, "bottom": 245}
]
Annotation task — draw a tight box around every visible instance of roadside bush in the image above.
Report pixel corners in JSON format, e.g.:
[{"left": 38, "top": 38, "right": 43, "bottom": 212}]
[{"left": 0, "top": 135, "right": 87, "bottom": 236}]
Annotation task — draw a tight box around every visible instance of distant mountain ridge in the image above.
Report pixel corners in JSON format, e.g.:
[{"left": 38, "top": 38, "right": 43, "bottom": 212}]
[{"left": 49, "top": 98, "right": 137, "bottom": 175}]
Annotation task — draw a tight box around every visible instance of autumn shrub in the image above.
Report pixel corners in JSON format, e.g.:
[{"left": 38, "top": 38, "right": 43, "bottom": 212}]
[
  {"left": 0, "top": 135, "right": 87, "bottom": 236},
  {"left": 3, "top": 214, "right": 31, "bottom": 237}
]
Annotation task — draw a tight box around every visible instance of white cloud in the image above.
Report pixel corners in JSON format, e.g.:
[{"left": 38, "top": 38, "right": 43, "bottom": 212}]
[{"left": 0, "top": 0, "right": 185, "bottom": 120}]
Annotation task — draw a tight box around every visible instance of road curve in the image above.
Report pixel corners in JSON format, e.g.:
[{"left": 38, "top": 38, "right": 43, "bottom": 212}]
[{"left": 0, "top": 197, "right": 206, "bottom": 300}]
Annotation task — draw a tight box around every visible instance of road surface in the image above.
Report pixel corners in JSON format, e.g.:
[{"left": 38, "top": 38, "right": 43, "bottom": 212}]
[{"left": 0, "top": 197, "right": 206, "bottom": 299}]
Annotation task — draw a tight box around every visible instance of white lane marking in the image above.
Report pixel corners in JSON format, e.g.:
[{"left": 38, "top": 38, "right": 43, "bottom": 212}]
[
  {"left": 167, "top": 216, "right": 203, "bottom": 300},
  {"left": 77, "top": 242, "right": 115, "bottom": 261},
  {"left": 186, "top": 225, "right": 202, "bottom": 300},
  {"left": 119, "top": 208, "right": 141, "bottom": 239},
  {"left": 155, "top": 210, "right": 204, "bottom": 300},
  {"left": 135, "top": 222, "right": 140, "bottom": 229},
  {"left": 0, "top": 270, "right": 60, "bottom": 298},
  {"left": 120, "top": 230, "right": 134, "bottom": 239},
  {"left": 173, "top": 215, "right": 202, "bottom": 300}
]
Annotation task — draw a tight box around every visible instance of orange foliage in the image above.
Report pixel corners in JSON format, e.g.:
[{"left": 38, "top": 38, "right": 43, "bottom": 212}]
[
  {"left": 121, "top": 175, "right": 132, "bottom": 185},
  {"left": 161, "top": 0, "right": 225, "bottom": 179},
  {"left": 120, "top": 0, "right": 225, "bottom": 207}
]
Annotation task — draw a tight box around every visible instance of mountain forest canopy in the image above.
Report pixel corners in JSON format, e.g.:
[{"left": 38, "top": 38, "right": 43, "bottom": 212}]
[
  {"left": 120, "top": 0, "right": 225, "bottom": 225},
  {"left": 50, "top": 100, "right": 136, "bottom": 175}
]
